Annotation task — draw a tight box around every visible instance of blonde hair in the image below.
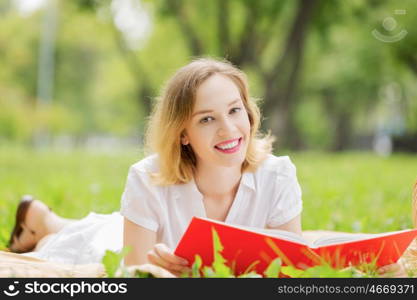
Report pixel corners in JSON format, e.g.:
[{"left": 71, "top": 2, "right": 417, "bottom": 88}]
[{"left": 145, "top": 57, "right": 274, "bottom": 185}]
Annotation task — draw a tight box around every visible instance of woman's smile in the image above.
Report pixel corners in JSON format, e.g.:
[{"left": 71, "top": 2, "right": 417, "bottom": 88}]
[{"left": 214, "top": 137, "right": 243, "bottom": 154}]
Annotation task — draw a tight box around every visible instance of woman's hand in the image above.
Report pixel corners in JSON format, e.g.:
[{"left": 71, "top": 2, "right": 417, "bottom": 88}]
[
  {"left": 378, "top": 262, "right": 408, "bottom": 278},
  {"left": 147, "top": 243, "right": 191, "bottom": 277}
]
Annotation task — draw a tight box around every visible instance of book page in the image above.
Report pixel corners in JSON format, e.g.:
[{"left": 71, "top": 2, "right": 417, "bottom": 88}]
[
  {"left": 251, "top": 228, "right": 309, "bottom": 246},
  {"left": 312, "top": 229, "right": 412, "bottom": 247},
  {"left": 196, "top": 217, "right": 310, "bottom": 245}
]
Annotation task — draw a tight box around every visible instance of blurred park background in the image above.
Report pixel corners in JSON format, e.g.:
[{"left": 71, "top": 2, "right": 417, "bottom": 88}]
[{"left": 1, "top": 0, "right": 417, "bottom": 247}]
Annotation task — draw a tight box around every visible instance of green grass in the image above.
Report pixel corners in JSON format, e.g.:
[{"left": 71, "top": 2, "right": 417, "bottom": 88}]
[
  {"left": 290, "top": 152, "right": 417, "bottom": 233},
  {"left": 1, "top": 147, "right": 416, "bottom": 255}
]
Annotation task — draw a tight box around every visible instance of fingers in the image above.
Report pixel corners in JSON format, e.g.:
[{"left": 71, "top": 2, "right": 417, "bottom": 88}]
[
  {"left": 378, "top": 263, "right": 399, "bottom": 275},
  {"left": 147, "top": 252, "right": 190, "bottom": 277},
  {"left": 147, "top": 243, "right": 190, "bottom": 276},
  {"left": 378, "top": 263, "right": 408, "bottom": 278},
  {"left": 155, "top": 243, "right": 189, "bottom": 266}
]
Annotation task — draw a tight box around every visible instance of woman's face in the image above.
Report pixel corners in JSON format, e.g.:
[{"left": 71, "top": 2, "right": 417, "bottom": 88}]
[{"left": 182, "top": 74, "right": 251, "bottom": 169}]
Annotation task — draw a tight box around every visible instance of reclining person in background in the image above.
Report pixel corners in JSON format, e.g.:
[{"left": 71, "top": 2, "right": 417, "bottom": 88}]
[{"left": 4, "top": 195, "right": 173, "bottom": 277}]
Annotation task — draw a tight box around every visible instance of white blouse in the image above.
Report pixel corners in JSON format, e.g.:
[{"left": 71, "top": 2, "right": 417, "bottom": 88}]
[
  {"left": 22, "top": 154, "right": 302, "bottom": 265},
  {"left": 120, "top": 154, "right": 303, "bottom": 250}
]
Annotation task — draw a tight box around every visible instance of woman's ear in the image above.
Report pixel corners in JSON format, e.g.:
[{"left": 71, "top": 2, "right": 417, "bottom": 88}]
[{"left": 180, "top": 133, "right": 189, "bottom": 145}]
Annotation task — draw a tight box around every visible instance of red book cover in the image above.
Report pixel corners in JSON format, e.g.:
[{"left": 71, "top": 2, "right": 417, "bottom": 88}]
[{"left": 174, "top": 217, "right": 417, "bottom": 275}]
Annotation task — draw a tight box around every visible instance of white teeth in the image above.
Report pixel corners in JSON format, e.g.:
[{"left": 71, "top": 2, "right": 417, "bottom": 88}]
[{"left": 217, "top": 140, "right": 239, "bottom": 150}]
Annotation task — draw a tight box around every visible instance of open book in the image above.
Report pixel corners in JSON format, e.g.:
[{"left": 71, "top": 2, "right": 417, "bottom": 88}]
[{"left": 174, "top": 217, "right": 417, "bottom": 275}]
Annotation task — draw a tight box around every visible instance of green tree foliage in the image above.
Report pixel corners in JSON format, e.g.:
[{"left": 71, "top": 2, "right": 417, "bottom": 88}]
[{"left": 1, "top": 0, "right": 416, "bottom": 150}]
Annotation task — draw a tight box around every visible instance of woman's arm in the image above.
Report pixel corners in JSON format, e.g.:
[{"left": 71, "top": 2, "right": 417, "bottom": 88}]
[
  {"left": 123, "top": 217, "right": 156, "bottom": 266},
  {"left": 266, "top": 214, "right": 302, "bottom": 236},
  {"left": 123, "top": 217, "right": 190, "bottom": 276}
]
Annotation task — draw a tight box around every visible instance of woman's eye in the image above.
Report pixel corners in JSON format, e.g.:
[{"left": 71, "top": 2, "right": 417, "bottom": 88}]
[
  {"left": 200, "top": 116, "right": 214, "bottom": 124},
  {"left": 230, "top": 107, "right": 241, "bottom": 114}
]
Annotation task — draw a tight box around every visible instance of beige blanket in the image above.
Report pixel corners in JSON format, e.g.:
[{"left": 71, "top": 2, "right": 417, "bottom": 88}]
[
  {"left": 1, "top": 234, "right": 416, "bottom": 278},
  {"left": 0, "top": 250, "right": 176, "bottom": 278}
]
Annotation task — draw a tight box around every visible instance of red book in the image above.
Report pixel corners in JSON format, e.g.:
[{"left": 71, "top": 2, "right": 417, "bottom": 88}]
[{"left": 174, "top": 217, "right": 417, "bottom": 276}]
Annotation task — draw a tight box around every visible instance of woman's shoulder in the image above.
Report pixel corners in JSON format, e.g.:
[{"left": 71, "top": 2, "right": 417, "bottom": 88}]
[
  {"left": 129, "top": 154, "right": 160, "bottom": 174},
  {"left": 126, "top": 154, "right": 165, "bottom": 192},
  {"left": 255, "top": 154, "right": 297, "bottom": 179}
]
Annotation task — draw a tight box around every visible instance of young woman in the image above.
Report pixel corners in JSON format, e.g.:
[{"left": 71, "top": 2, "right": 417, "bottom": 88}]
[
  {"left": 120, "top": 58, "right": 303, "bottom": 276},
  {"left": 7, "top": 58, "right": 302, "bottom": 277}
]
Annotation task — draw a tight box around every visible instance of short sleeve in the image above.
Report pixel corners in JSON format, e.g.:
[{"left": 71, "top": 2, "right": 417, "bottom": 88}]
[
  {"left": 266, "top": 158, "right": 303, "bottom": 228},
  {"left": 119, "top": 165, "right": 161, "bottom": 232}
]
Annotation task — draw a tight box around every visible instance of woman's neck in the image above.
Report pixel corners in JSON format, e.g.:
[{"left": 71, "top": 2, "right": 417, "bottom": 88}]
[{"left": 194, "top": 162, "right": 242, "bottom": 199}]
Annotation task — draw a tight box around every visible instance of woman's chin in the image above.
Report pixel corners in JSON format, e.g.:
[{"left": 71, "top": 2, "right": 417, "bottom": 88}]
[
  {"left": 216, "top": 149, "right": 248, "bottom": 167},
  {"left": 215, "top": 154, "right": 246, "bottom": 168}
]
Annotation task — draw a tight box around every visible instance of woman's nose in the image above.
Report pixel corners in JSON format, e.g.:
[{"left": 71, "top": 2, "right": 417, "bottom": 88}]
[{"left": 217, "top": 117, "right": 236, "bottom": 136}]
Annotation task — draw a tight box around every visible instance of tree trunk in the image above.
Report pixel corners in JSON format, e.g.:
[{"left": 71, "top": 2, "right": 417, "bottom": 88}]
[
  {"left": 262, "top": 0, "right": 317, "bottom": 150},
  {"left": 331, "top": 111, "right": 352, "bottom": 151},
  {"left": 167, "top": 0, "right": 203, "bottom": 56},
  {"left": 322, "top": 89, "right": 352, "bottom": 151},
  {"left": 111, "top": 25, "right": 154, "bottom": 116},
  {"left": 217, "top": 0, "right": 229, "bottom": 56}
]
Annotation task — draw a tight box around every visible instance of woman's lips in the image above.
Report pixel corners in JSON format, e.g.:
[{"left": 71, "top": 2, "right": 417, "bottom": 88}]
[{"left": 214, "top": 137, "right": 242, "bottom": 154}]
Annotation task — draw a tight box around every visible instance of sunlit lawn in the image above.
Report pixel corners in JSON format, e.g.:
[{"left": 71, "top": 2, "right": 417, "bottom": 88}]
[{"left": 1, "top": 147, "right": 416, "bottom": 249}]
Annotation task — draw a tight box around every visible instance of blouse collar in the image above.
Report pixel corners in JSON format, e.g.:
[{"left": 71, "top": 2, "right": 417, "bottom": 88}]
[{"left": 173, "top": 171, "right": 255, "bottom": 200}]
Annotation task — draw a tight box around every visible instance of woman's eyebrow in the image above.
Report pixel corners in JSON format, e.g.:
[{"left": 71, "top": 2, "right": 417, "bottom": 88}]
[{"left": 192, "top": 99, "right": 241, "bottom": 117}]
